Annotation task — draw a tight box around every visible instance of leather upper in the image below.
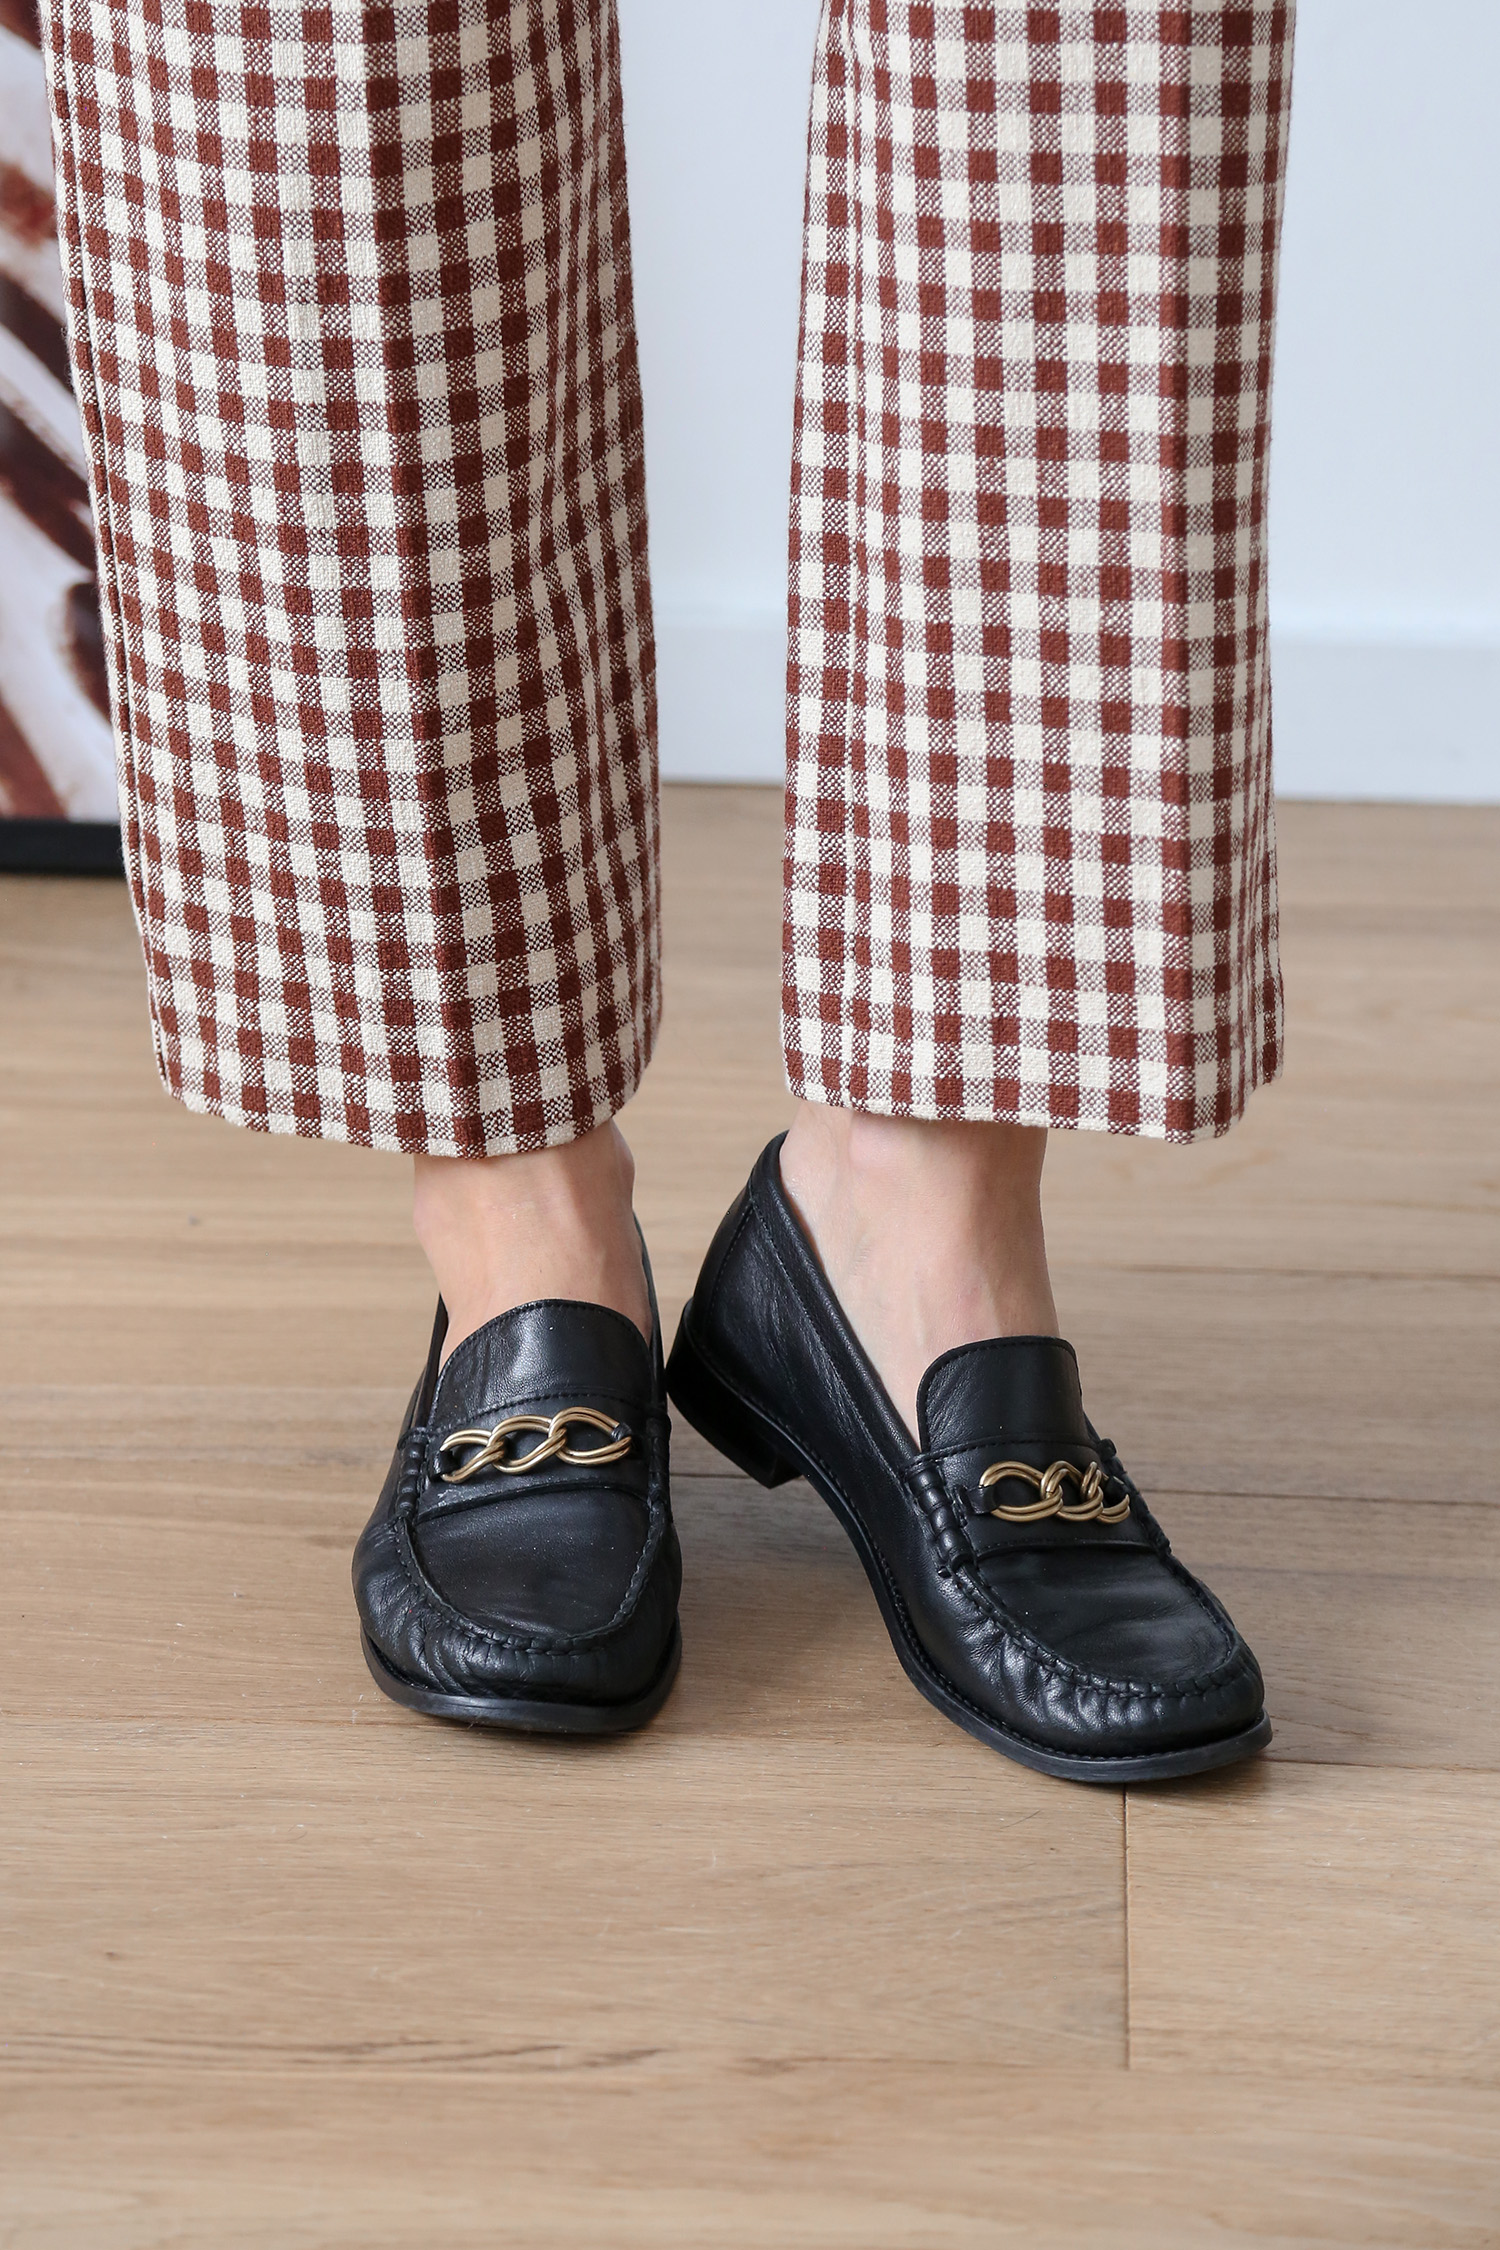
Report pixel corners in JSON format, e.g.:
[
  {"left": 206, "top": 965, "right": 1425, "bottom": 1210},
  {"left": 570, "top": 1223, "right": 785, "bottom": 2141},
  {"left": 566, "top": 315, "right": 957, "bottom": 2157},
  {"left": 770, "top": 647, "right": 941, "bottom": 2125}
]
[
  {"left": 680, "top": 1135, "right": 1265, "bottom": 1763},
  {"left": 354, "top": 1296, "right": 681, "bottom": 1708}
]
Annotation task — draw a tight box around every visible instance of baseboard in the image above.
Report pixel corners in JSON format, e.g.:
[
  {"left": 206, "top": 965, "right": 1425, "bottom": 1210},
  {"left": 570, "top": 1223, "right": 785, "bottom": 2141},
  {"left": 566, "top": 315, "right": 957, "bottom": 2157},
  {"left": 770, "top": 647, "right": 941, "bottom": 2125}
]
[
  {"left": 655, "top": 611, "right": 786, "bottom": 783},
  {"left": 654, "top": 610, "right": 1500, "bottom": 802},
  {"left": 0, "top": 819, "right": 125, "bottom": 873},
  {"left": 1270, "top": 637, "right": 1500, "bottom": 802}
]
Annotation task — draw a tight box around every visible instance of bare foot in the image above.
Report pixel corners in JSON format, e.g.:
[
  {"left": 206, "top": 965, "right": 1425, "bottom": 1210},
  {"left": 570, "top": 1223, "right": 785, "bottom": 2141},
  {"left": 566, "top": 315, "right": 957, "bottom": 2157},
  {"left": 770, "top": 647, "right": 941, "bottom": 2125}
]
[
  {"left": 777, "top": 1105, "right": 1059, "bottom": 1438},
  {"left": 412, "top": 1121, "right": 651, "bottom": 1361}
]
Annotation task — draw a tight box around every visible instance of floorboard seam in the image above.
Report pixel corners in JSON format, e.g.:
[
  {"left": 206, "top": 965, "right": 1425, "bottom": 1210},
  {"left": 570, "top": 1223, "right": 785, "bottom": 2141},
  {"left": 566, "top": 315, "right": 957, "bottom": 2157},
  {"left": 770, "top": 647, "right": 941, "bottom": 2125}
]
[{"left": 1122, "top": 1789, "right": 1133, "bottom": 2073}]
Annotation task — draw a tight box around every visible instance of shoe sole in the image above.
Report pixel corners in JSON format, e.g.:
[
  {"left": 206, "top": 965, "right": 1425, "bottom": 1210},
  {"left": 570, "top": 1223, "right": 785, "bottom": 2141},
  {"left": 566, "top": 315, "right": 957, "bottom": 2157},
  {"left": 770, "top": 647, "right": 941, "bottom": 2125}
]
[
  {"left": 666, "top": 1307, "right": 1271, "bottom": 1786},
  {"left": 360, "top": 1620, "right": 683, "bottom": 1737}
]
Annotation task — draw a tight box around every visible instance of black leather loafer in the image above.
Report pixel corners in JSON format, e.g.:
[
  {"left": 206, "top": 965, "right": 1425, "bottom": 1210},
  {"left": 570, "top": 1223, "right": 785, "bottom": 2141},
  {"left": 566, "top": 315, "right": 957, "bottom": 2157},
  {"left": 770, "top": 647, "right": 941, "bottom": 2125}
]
[
  {"left": 666, "top": 1136, "right": 1269, "bottom": 1783},
  {"left": 355, "top": 1272, "right": 682, "bottom": 1734}
]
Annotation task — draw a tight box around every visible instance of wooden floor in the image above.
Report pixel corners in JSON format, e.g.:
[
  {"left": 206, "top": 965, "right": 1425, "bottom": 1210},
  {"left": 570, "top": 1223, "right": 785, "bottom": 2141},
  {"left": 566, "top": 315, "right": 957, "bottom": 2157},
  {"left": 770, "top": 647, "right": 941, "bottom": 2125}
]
[{"left": 2, "top": 792, "right": 1498, "bottom": 2246}]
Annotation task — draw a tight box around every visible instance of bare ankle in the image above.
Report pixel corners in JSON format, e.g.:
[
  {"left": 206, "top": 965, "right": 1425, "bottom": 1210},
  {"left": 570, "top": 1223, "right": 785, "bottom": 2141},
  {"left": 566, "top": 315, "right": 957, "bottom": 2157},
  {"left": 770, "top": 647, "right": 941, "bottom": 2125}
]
[
  {"left": 412, "top": 1123, "right": 650, "bottom": 1358},
  {"left": 779, "top": 1102, "right": 1058, "bottom": 1432},
  {"left": 780, "top": 1105, "right": 1050, "bottom": 1255}
]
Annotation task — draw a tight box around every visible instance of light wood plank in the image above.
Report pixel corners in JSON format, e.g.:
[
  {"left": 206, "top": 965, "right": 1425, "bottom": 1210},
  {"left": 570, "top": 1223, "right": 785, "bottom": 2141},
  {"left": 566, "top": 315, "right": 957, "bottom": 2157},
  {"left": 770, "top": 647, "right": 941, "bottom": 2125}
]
[
  {"left": 0, "top": 1471, "right": 899, "bottom": 1741},
  {"left": 1166, "top": 1493, "right": 1500, "bottom": 1769},
  {"left": 1062, "top": 1268, "right": 1499, "bottom": 1506},
  {"left": 1128, "top": 1764, "right": 1500, "bottom": 2083},
  {"left": 2, "top": 2066, "right": 1497, "bottom": 2249},
  {"left": 0, "top": 1720, "right": 1124, "bottom": 2073}
]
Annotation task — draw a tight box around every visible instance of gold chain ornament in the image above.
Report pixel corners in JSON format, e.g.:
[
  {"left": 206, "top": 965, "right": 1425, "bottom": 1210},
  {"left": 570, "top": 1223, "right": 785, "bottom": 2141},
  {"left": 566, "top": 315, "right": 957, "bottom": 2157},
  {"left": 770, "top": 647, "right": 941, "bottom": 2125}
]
[
  {"left": 978, "top": 1457, "right": 1131, "bottom": 1524},
  {"left": 436, "top": 1409, "right": 632, "bottom": 1483}
]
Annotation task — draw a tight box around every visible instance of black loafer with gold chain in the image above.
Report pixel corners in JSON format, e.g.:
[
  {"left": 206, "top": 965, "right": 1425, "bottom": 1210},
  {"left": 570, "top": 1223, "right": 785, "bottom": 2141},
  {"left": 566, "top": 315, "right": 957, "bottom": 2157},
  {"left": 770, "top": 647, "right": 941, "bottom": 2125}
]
[
  {"left": 666, "top": 1136, "right": 1269, "bottom": 1783},
  {"left": 354, "top": 1278, "right": 682, "bottom": 1734}
]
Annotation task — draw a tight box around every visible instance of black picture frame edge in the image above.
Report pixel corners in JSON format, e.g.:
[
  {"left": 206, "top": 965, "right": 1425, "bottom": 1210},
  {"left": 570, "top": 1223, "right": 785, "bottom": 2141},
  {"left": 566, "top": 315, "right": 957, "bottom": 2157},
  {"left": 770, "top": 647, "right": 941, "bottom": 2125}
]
[{"left": 0, "top": 820, "right": 125, "bottom": 875}]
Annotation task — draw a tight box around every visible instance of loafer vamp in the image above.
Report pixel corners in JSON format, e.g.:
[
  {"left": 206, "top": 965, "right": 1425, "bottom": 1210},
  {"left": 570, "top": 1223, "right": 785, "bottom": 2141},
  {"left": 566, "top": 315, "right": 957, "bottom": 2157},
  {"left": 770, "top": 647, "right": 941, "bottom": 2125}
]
[
  {"left": 881, "top": 1512, "right": 1264, "bottom": 1761},
  {"left": 975, "top": 1544, "right": 1232, "bottom": 1686},
  {"left": 355, "top": 1511, "right": 681, "bottom": 1704},
  {"left": 960, "top": 1549, "right": 1265, "bottom": 1755},
  {"left": 413, "top": 1483, "right": 654, "bottom": 1636},
  {"left": 920, "top": 1359, "right": 1264, "bottom": 1754}
]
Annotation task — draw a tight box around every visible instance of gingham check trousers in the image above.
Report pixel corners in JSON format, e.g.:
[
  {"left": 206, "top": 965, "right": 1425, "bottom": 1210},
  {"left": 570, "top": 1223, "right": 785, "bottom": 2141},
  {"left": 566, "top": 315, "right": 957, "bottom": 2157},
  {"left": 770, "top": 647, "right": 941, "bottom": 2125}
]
[{"left": 41, "top": 0, "right": 1292, "bottom": 1154}]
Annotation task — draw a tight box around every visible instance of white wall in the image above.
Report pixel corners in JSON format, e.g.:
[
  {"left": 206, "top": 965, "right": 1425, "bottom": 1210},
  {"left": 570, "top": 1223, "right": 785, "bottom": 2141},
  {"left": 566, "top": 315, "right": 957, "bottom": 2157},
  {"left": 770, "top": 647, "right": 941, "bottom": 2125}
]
[
  {"left": 617, "top": 0, "right": 812, "bottom": 784},
  {"left": 618, "top": 0, "right": 1500, "bottom": 799}
]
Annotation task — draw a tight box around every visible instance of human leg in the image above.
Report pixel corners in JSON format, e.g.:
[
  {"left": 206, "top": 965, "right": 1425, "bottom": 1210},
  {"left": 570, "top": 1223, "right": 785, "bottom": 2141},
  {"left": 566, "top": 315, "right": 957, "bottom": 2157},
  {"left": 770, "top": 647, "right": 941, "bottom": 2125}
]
[
  {"left": 786, "top": 0, "right": 1289, "bottom": 1141},
  {"left": 779, "top": 1109, "right": 1055, "bottom": 1434},
  {"left": 414, "top": 1122, "right": 650, "bottom": 1353},
  {"left": 40, "top": 0, "right": 674, "bottom": 1721},
  {"left": 41, "top": 0, "right": 657, "bottom": 1148},
  {"left": 671, "top": 0, "right": 1293, "bottom": 1776},
  {"left": 779, "top": 0, "right": 1292, "bottom": 1426}
]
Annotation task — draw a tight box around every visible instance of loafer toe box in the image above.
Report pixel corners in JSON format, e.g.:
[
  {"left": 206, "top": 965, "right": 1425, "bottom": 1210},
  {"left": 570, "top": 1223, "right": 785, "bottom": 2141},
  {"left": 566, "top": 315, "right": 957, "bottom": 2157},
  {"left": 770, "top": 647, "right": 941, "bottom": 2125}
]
[
  {"left": 972, "top": 1546, "right": 1265, "bottom": 1761},
  {"left": 354, "top": 1504, "right": 681, "bottom": 1706}
]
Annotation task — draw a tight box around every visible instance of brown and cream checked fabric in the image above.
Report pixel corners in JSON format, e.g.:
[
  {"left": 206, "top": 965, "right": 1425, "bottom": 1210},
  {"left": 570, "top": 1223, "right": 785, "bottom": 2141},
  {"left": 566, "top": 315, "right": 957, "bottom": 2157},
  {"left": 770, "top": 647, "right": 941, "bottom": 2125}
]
[
  {"left": 41, "top": 0, "right": 658, "bottom": 1154},
  {"left": 785, "top": 1, "right": 1293, "bottom": 1140},
  {"left": 40, "top": 0, "right": 1292, "bottom": 1155}
]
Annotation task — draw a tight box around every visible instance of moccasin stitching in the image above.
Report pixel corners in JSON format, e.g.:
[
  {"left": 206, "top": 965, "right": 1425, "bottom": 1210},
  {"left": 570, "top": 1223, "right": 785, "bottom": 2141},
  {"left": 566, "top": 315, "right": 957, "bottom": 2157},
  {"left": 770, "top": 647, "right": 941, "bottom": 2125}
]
[{"left": 869, "top": 1568, "right": 1260, "bottom": 1766}]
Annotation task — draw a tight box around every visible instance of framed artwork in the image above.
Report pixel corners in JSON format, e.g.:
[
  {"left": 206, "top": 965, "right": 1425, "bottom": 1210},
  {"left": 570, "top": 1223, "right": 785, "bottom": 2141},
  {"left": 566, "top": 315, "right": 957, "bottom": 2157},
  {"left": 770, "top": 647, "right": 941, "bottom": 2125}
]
[{"left": 1, "top": 0, "right": 121, "bottom": 871}]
